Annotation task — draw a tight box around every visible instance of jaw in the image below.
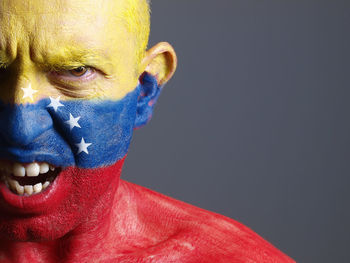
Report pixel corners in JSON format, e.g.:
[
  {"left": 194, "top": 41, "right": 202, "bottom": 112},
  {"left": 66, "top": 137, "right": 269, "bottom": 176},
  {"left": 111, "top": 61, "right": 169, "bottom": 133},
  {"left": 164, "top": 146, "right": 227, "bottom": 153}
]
[{"left": 0, "top": 157, "right": 126, "bottom": 242}]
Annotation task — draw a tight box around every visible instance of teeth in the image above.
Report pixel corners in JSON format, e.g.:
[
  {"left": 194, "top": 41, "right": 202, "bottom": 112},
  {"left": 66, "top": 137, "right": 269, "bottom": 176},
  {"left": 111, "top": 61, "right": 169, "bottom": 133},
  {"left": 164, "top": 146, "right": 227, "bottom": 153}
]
[
  {"left": 16, "top": 182, "right": 24, "bottom": 195},
  {"left": 40, "top": 163, "right": 49, "bottom": 174},
  {"left": 7, "top": 180, "right": 50, "bottom": 196},
  {"left": 42, "top": 181, "right": 50, "bottom": 189},
  {"left": 8, "top": 179, "right": 17, "bottom": 190},
  {"left": 9, "top": 162, "right": 53, "bottom": 178},
  {"left": 0, "top": 161, "right": 56, "bottom": 196},
  {"left": 24, "top": 185, "right": 34, "bottom": 195},
  {"left": 33, "top": 183, "right": 43, "bottom": 193},
  {"left": 26, "top": 163, "right": 40, "bottom": 177},
  {"left": 13, "top": 163, "right": 25, "bottom": 177}
]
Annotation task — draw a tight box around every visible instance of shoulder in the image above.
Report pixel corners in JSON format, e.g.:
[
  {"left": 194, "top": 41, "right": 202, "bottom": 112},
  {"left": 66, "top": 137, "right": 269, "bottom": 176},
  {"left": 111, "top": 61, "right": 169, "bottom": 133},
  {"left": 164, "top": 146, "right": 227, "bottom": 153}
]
[{"left": 117, "top": 180, "right": 295, "bottom": 263}]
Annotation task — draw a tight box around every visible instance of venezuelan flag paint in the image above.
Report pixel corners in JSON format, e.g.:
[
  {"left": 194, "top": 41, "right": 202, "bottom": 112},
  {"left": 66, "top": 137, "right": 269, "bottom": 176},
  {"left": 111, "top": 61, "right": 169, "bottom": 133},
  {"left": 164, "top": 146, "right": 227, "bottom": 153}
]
[{"left": 0, "top": 73, "right": 159, "bottom": 169}]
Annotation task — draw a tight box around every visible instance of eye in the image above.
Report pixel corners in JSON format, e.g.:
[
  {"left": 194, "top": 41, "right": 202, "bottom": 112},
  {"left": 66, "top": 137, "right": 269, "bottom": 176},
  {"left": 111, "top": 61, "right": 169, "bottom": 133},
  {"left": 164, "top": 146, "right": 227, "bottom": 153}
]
[
  {"left": 49, "top": 66, "right": 97, "bottom": 83},
  {"left": 69, "top": 66, "right": 88, "bottom": 77}
]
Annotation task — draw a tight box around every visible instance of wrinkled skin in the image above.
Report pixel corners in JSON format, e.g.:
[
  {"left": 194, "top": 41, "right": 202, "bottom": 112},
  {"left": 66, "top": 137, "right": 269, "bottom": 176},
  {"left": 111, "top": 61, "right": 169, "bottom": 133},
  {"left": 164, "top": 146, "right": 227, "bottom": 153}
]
[{"left": 0, "top": 0, "right": 295, "bottom": 262}]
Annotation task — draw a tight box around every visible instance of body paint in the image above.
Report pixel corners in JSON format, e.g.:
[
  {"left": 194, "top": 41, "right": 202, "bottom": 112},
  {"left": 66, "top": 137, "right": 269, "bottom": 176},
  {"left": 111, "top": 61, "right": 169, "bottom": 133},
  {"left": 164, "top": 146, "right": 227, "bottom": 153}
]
[
  {"left": 0, "top": 85, "right": 140, "bottom": 168},
  {"left": 0, "top": 73, "right": 159, "bottom": 233}
]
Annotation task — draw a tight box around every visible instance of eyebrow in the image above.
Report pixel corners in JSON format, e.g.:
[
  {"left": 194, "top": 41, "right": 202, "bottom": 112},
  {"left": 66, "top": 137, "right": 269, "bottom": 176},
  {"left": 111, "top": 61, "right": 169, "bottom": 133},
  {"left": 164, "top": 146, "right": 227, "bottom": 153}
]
[
  {"left": 37, "top": 48, "right": 113, "bottom": 74},
  {"left": 0, "top": 46, "right": 114, "bottom": 76}
]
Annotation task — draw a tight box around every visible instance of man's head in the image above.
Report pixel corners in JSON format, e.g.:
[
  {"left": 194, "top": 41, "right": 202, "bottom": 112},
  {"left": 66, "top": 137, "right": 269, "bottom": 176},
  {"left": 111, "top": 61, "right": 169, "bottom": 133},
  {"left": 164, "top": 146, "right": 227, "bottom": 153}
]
[{"left": 0, "top": 0, "right": 176, "bottom": 241}]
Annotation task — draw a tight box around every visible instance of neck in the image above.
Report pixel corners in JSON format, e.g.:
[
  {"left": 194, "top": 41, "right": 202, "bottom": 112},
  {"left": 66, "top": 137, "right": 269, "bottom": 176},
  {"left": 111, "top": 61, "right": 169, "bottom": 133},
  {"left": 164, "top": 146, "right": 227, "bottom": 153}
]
[{"left": 0, "top": 164, "right": 133, "bottom": 263}]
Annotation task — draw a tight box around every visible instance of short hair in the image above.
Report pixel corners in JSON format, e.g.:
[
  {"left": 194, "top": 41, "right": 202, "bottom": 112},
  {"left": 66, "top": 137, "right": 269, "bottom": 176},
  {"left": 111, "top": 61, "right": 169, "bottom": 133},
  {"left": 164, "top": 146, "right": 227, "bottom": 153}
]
[{"left": 120, "top": 0, "right": 151, "bottom": 68}]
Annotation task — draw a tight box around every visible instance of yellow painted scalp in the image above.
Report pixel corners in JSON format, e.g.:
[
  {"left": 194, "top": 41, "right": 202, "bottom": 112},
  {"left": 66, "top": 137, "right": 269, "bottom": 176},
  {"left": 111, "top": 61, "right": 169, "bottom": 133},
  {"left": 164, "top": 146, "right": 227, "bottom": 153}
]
[
  {"left": 120, "top": 0, "right": 151, "bottom": 69},
  {"left": 0, "top": 0, "right": 154, "bottom": 103}
]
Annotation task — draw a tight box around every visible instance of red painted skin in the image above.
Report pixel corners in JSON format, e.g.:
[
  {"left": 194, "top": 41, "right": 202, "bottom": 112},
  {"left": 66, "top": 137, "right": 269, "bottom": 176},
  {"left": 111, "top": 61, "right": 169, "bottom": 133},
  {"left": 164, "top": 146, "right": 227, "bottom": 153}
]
[{"left": 0, "top": 157, "right": 294, "bottom": 262}]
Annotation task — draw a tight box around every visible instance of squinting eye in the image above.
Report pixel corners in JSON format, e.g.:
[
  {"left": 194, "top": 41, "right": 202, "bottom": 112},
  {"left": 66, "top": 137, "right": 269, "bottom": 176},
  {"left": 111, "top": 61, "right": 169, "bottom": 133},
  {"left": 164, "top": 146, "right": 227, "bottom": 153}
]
[
  {"left": 69, "top": 66, "right": 88, "bottom": 77},
  {"left": 49, "top": 66, "right": 97, "bottom": 84}
]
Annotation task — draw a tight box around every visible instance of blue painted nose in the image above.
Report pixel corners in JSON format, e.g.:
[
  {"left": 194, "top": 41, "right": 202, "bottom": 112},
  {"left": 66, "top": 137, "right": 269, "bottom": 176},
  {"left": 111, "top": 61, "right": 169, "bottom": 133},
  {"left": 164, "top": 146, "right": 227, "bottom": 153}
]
[{"left": 0, "top": 104, "right": 53, "bottom": 146}]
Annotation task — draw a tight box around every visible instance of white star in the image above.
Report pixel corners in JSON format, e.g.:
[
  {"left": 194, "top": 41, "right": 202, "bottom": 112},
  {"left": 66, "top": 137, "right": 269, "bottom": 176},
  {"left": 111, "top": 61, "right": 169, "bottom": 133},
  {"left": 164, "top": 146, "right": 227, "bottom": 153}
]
[
  {"left": 21, "top": 84, "right": 38, "bottom": 101},
  {"left": 47, "top": 96, "right": 64, "bottom": 112},
  {"left": 65, "top": 113, "right": 81, "bottom": 130},
  {"left": 75, "top": 138, "right": 92, "bottom": 155}
]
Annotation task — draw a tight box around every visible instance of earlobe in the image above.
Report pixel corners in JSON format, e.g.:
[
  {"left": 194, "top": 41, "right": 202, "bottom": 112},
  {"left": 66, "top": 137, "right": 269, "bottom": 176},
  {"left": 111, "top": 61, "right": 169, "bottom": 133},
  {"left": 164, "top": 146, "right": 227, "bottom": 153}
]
[
  {"left": 141, "top": 42, "right": 177, "bottom": 86},
  {"left": 134, "top": 42, "right": 177, "bottom": 129},
  {"left": 134, "top": 72, "right": 161, "bottom": 129}
]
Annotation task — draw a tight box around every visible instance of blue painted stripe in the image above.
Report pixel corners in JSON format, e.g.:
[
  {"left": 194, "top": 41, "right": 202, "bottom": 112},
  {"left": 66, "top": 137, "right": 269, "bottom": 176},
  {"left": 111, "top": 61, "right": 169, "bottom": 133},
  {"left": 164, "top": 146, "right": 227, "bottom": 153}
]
[{"left": 0, "top": 85, "right": 141, "bottom": 168}]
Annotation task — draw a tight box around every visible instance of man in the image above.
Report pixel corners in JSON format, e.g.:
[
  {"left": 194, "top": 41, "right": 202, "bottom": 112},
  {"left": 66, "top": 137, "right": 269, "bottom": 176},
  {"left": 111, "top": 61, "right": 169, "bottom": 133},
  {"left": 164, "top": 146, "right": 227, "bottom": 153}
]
[{"left": 0, "top": 0, "right": 294, "bottom": 262}]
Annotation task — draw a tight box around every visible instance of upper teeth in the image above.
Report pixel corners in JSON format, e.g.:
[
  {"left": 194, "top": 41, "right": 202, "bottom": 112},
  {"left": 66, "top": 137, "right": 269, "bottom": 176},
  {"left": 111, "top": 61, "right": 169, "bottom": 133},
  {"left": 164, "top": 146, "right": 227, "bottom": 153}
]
[
  {"left": 4, "top": 162, "right": 54, "bottom": 177},
  {"left": 0, "top": 161, "right": 56, "bottom": 196}
]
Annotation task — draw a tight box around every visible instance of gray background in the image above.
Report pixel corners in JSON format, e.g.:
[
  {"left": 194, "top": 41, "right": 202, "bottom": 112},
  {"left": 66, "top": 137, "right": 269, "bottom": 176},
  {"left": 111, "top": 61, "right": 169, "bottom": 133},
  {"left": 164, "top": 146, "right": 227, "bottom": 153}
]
[{"left": 123, "top": 1, "right": 350, "bottom": 262}]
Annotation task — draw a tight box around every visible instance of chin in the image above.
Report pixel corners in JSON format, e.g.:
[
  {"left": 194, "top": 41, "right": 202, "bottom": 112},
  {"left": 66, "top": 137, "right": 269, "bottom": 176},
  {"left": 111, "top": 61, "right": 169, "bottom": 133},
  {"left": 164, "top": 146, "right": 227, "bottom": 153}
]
[
  {"left": 0, "top": 158, "right": 125, "bottom": 241},
  {"left": 0, "top": 209, "right": 80, "bottom": 241}
]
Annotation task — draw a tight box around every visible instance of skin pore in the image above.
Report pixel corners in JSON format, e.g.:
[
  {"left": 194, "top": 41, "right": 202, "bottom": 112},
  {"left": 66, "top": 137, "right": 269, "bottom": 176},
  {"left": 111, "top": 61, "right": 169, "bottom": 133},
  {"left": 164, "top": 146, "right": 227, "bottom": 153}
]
[
  {"left": 0, "top": 0, "right": 177, "bottom": 262},
  {"left": 0, "top": 0, "right": 294, "bottom": 262},
  {"left": 0, "top": 0, "right": 152, "bottom": 103}
]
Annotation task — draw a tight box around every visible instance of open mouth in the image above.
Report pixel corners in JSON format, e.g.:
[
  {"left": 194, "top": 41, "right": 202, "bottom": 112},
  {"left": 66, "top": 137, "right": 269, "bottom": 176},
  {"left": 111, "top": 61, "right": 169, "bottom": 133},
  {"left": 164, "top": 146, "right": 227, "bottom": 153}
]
[{"left": 0, "top": 162, "right": 61, "bottom": 196}]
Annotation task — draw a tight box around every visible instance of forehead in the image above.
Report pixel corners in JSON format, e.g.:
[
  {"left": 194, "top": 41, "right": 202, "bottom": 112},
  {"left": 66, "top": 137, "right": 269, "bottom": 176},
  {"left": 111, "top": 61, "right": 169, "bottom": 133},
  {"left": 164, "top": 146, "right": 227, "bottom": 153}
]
[
  {"left": 0, "top": 0, "right": 132, "bottom": 67},
  {"left": 0, "top": 0, "right": 118, "bottom": 37}
]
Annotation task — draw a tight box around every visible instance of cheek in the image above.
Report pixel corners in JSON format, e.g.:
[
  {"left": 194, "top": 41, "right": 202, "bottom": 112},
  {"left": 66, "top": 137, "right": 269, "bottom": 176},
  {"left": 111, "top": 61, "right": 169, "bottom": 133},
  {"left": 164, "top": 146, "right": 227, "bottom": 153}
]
[
  {"left": 0, "top": 86, "right": 140, "bottom": 241},
  {"left": 0, "top": 86, "right": 140, "bottom": 168},
  {"left": 47, "top": 87, "right": 140, "bottom": 169}
]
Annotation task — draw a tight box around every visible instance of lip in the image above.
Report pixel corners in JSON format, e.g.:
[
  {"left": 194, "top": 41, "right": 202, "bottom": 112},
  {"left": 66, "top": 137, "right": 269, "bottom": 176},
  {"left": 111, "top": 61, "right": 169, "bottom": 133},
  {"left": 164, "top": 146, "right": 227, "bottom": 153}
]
[
  {"left": 0, "top": 167, "right": 70, "bottom": 214},
  {"left": 0, "top": 150, "right": 71, "bottom": 168}
]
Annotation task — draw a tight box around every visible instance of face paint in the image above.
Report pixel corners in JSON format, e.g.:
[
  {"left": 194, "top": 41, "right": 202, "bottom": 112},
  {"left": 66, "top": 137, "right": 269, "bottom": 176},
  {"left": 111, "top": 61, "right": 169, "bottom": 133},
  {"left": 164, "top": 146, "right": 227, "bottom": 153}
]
[
  {"left": 0, "top": 73, "right": 161, "bottom": 241},
  {"left": 0, "top": 0, "right": 158, "bottom": 242},
  {"left": 0, "top": 86, "right": 140, "bottom": 168}
]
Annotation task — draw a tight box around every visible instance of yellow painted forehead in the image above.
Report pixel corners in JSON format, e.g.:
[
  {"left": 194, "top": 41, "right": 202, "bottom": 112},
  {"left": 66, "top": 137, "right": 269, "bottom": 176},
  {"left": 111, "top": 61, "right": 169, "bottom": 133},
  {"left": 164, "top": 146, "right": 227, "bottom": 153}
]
[
  {"left": 0, "top": 0, "right": 124, "bottom": 56},
  {"left": 0, "top": 0, "right": 150, "bottom": 64},
  {"left": 0, "top": 0, "right": 151, "bottom": 102}
]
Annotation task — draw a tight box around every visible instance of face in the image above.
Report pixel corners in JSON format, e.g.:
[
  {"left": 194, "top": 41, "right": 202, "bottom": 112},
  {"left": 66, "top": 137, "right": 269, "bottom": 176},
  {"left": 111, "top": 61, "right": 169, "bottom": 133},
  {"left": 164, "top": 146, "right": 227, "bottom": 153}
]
[{"left": 0, "top": 0, "right": 147, "bottom": 241}]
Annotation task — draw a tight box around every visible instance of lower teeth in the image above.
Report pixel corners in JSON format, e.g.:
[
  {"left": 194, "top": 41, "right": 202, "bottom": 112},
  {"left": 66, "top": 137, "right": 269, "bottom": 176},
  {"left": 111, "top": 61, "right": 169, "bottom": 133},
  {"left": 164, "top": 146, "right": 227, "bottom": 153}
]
[
  {"left": 0, "top": 166, "right": 58, "bottom": 196},
  {"left": 3, "top": 178, "right": 53, "bottom": 196}
]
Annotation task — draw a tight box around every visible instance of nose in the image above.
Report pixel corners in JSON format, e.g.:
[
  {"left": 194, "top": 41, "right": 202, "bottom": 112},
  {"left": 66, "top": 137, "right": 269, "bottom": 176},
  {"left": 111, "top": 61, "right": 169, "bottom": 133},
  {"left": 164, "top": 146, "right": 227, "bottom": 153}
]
[{"left": 0, "top": 104, "right": 53, "bottom": 146}]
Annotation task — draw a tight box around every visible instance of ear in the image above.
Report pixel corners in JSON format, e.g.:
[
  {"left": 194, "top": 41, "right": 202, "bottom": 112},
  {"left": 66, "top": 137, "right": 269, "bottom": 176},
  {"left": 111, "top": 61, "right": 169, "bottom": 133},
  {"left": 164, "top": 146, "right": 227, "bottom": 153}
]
[
  {"left": 141, "top": 42, "right": 177, "bottom": 86},
  {"left": 134, "top": 42, "right": 177, "bottom": 129}
]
